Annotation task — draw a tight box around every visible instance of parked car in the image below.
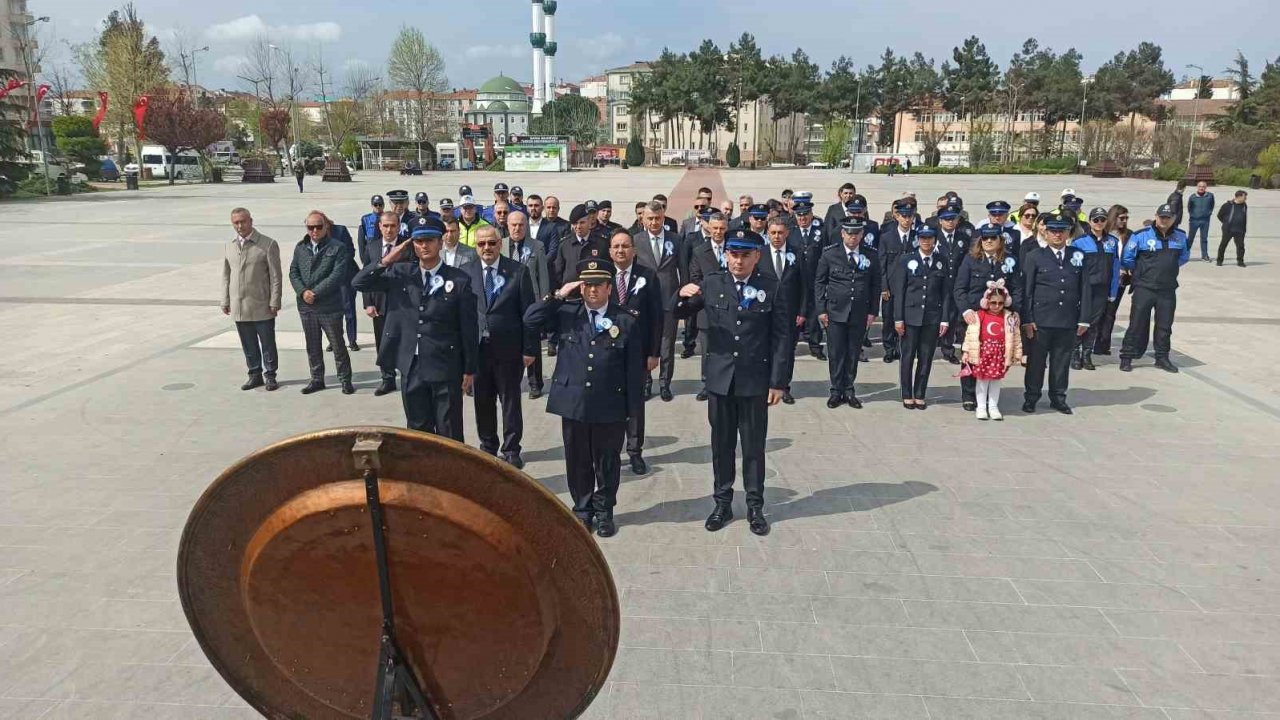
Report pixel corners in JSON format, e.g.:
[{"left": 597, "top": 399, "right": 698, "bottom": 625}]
[
  {"left": 100, "top": 158, "right": 121, "bottom": 181},
  {"left": 400, "top": 160, "right": 422, "bottom": 176}
]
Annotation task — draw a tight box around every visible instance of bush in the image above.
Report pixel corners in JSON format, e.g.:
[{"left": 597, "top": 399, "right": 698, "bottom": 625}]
[
  {"left": 869, "top": 164, "right": 1071, "bottom": 175},
  {"left": 625, "top": 136, "right": 644, "bottom": 167},
  {"left": 304, "top": 157, "right": 325, "bottom": 175},
  {"left": 1214, "top": 166, "right": 1256, "bottom": 187},
  {"left": 1024, "top": 156, "right": 1077, "bottom": 171},
  {"left": 297, "top": 140, "right": 324, "bottom": 159},
  {"left": 1153, "top": 163, "right": 1187, "bottom": 182},
  {"left": 726, "top": 142, "right": 740, "bottom": 168},
  {"left": 1257, "top": 143, "right": 1280, "bottom": 179}
]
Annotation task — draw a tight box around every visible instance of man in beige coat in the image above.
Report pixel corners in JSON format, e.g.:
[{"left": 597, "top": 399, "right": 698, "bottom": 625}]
[{"left": 222, "top": 207, "right": 283, "bottom": 390}]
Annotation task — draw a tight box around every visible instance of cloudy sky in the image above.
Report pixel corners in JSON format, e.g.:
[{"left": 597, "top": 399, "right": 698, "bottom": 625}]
[{"left": 38, "top": 0, "right": 1279, "bottom": 95}]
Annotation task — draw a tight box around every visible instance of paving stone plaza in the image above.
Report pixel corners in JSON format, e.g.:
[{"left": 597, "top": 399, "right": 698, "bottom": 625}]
[{"left": 1, "top": 168, "right": 1279, "bottom": 719}]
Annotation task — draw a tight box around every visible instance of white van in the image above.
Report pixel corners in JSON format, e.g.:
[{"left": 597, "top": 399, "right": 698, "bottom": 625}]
[{"left": 140, "top": 145, "right": 204, "bottom": 179}]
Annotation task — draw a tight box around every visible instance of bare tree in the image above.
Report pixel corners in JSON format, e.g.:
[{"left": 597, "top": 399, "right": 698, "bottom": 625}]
[
  {"left": 45, "top": 63, "right": 79, "bottom": 117},
  {"left": 166, "top": 26, "right": 200, "bottom": 89},
  {"left": 386, "top": 25, "right": 447, "bottom": 143}
]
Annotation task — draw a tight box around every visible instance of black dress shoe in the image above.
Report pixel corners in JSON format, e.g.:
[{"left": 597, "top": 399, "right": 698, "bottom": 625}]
[
  {"left": 680, "top": 346, "right": 695, "bottom": 359},
  {"left": 810, "top": 347, "right": 828, "bottom": 361},
  {"left": 301, "top": 381, "right": 325, "bottom": 394},
  {"left": 747, "top": 507, "right": 769, "bottom": 536},
  {"left": 705, "top": 505, "right": 733, "bottom": 532},
  {"left": 341, "top": 380, "right": 356, "bottom": 395},
  {"left": 595, "top": 513, "right": 617, "bottom": 538},
  {"left": 862, "top": 337, "right": 873, "bottom": 348},
  {"left": 1094, "top": 349, "right": 1112, "bottom": 356},
  {"left": 1050, "top": 401, "right": 1073, "bottom": 415},
  {"left": 373, "top": 380, "right": 397, "bottom": 396},
  {"left": 505, "top": 452, "right": 525, "bottom": 469},
  {"left": 944, "top": 353, "right": 961, "bottom": 365},
  {"left": 1154, "top": 357, "right": 1179, "bottom": 373},
  {"left": 643, "top": 383, "right": 653, "bottom": 400},
  {"left": 241, "top": 375, "right": 264, "bottom": 391},
  {"left": 846, "top": 394, "right": 862, "bottom": 409},
  {"left": 859, "top": 350, "right": 869, "bottom": 362},
  {"left": 1238, "top": 261, "right": 1247, "bottom": 268},
  {"left": 1082, "top": 354, "right": 1096, "bottom": 371},
  {"left": 578, "top": 513, "right": 594, "bottom": 531},
  {"left": 1022, "top": 401, "right": 1036, "bottom": 413},
  {"left": 264, "top": 377, "right": 279, "bottom": 391},
  {"left": 529, "top": 385, "right": 543, "bottom": 400},
  {"left": 1119, "top": 358, "right": 1133, "bottom": 372},
  {"left": 827, "top": 392, "right": 844, "bottom": 409},
  {"left": 781, "top": 391, "right": 795, "bottom": 405},
  {"left": 629, "top": 454, "right": 648, "bottom": 475},
  {"left": 1071, "top": 354, "right": 1084, "bottom": 371},
  {"left": 883, "top": 350, "right": 898, "bottom": 363},
  {"left": 1215, "top": 260, "right": 1223, "bottom": 266},
  {"left": 962, "top": 401, "right": 977, "bottom": 411},
  {"left": 660, "top": 386, "right": 673, "bottom": 402},
  {"left": 348, "top": 342, "right": 360, "bottom": 351},
  {"left": 696, "top": 389, "right": 708, "bottom": 402}
]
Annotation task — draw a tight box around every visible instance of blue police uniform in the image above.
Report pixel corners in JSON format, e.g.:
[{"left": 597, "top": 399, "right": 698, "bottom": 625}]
[
  {"left": 891, "top": 228, "right": 954, "bottom": 405},
  {"left": 1021, "top": 220, "right": 1091, "bottom": 412},
  {"left": 1071, "top": 216, "right": 1122, "bottom": 369},
  {"left": 1119, "top": 207, "right": 1189, "bottom": 371},
  {"left": 814, "top": 219, "right": 881, "bottom": 407}
]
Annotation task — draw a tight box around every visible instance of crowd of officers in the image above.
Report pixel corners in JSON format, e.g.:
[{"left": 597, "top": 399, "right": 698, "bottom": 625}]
[{"left": 229, "top": 180, "right": 1190, "bottom": 539}]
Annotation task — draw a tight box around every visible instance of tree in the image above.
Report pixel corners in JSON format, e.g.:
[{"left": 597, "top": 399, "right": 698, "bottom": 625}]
[
  {"left": 386, "top": 26, "right": 448, "bottom": 142},
  {"left": 1218, "top": 51, "right": 1258, "bottom": 130},
  {"left": 52, "top": 116, "right": 108, "bottom": 177},
  {"left": 1196, "top": 75, "right": 1214, "bottom": 100},
  {"left": 942, "top": 36, "right": 1000, "bottom": 119},
  {"left": 1016, "top": 41, "right": 1084, "bottom": 157},
  {"left": 868, "top": 49, "right": 911, "bottom": 151},
  {"left": 529, "top": 94, "right": 601, "bottom": 146},
  {"left": 726, "top": 141, "right": 741, "bottom": 167},
  {"left": 625, "top": 135, "right": 644, "bottom": 166},
  {"left": 724, "top": 33, "right": 768, "bottom": 149},
  {"left": 686, "top": 40, "right": 731, "bottom": 153},
  {"left": 74, "top": 3, "right": 170, "bottom": 162},
  {"left": 1251, "top": 56, "right": 1280, "bottom": 129},
  {"left": 764, "top": 49, "right": 819, "bottom": 162},
  {"left": 144, "top": 93, "right": 225, "bottom": 184},
  {"left": 259, "top": 108, "right": 292, "bottom": 159},
  {"left": 818, "top": 120, "right": 851, "bottom": 166},
  {"left": 1092, "top": 42, "right": 1175, "bottom": 128}
]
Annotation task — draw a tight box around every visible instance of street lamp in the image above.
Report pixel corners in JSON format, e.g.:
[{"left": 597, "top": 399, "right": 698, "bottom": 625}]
[
  {"left": 269, "top": 44, "right": 304, "bottom": 173},
  {"left": 1186, "top": 63, "right": 1204, "bottom": 168},
  {"left": 1076, "top": 76, "right": 1091, "bottom": 172},
  {"left": 191, "top": 46, "right": 210, "bottom": 91}
]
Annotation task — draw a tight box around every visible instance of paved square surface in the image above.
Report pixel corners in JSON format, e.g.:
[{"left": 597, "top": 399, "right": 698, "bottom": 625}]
[{"left": 1, "top": 169, "right": 1279, "bottom": 719}]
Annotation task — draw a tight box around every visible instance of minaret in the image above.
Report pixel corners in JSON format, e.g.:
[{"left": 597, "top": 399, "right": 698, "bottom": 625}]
[
  {"left": 543, "top": 0, "right": 558, "bottom": 106},
  {"left": 530, "top": 0, "right": 546, "bottom": 114}
]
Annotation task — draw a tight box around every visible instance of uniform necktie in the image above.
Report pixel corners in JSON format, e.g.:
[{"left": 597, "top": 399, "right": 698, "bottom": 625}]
[
  {"left": 774, "top": 249, "right": 784, "bottom": 277},
  {"left": 617, "top": 269, "right": 628, "bottom": 304},
  {"left": 1055, "top": 249, "right": 1063, "bottom": 263},
  {"left": 848, "top": 252, "right": 856, "bottom": 266},
  {"left": 422, "top": 270, "right": 432, "bottom": 293},
  {"left": 484, "top": 266, "right": 497, "bottom": 305},
  {"left": 735, "top": 280, "right": 744, "bottom": 300},
  {"left": 589, "top": 309, "right": 600, "bottom": 332}
]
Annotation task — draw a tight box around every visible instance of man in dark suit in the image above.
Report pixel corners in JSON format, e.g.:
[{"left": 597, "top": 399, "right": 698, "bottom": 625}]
[
  {"left": 465, "top": 226, "right": 537, "bottom": 467},
  {"left": 439, "top": 214, "right": 479, "bottom": 269},
  {"left": 352, "top": 217, "right": 479, "bottom": 439},
  {"left": 790, "top": 201, "right": 829, "bottom": 360},
  {"left": 525, "top": 194, "right": 561, "bottom": 262},
  {"left": 609, "top": 229, "right": 663, "bottom": 474},
  {"left": 540, "top": 195, "right": 570, "bottom": 260},
  {"left": 935, "top": 207, "right": 972, "bottom": 364},
  {"left": 506, "top": 210, "right": 551, "bottom": 398},
  {"left": 685, "top": 212, "right": 731, "bottom": 402},
  {"left": 815, "top": 218, "right": 882, "bottom": 409},
  {"left": 359, "top": 210, "right": 412, "bottom": 396},
  {"left": 759, "top": 217, "right": 807, "bottom": 405},
  {"left": 679, "top": 208, "right": 712, "bottom": 359},
  {"left": 1022, "top": 217, "right": 1091, "bottom": 415},
  {"left": 290, "top": 211, "right": 355, "bottom": 395},
  {"left": 673, "top": 229, "right": 794, "bottom": 536},
  {"left": 326, "top": 220, "right": 361, "bottom": 352},
  {"left": 650, "top": 194, "right": 681, "bottom": 235},
  {"left": 879, "top": 202, "right": 918, "bottom": 363},
  {"left": 524, "top": 258, "right": 646, "bottom": 537},
  {"left": 892, "top": 225, "right": 953, "bottom": 409},
  {"left": 633, "top": 200, "right": 686, "bottom": 402},
  {"left": 823, "top": 183, "right": 858, "bottom": 239},
  {"left": 679, "top": 194, "right": 712, "bottom": 236}
]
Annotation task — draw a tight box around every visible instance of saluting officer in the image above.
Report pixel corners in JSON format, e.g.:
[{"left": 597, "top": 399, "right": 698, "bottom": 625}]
[
  {"left": 673, "top": 229, "right": 795, "bottom": 537},
  {"left": 357, "top": 194, "right": 384, "bottom": 249},
  {"left": 879, "top": 201, "right": 918, "bottom": 363},
  {"left": 523, "top": 258, "right": 646, "bottom": 537},
  {"left": 352, "top": 217, "right": 479, "bottom": 439},
  {"left": 954, "top": 223, "right": 1024, "bottom": 411},
  {"left": 1021, "top": 217, "right": 1091, "bottom": 414},
  {"left": 386, "top": 189, "right": 418, "bottom": 242},
  {"left": 815, "top": 217, "right": 881, "bottom": 409},
  {"left": 791, "top": 200, "right": 828, "bottom": 361},
  {"left": 1071, "top": 207, "right": 1121, "bottom": 371},
  {"left": 759, "top": 216, "right": 807, "bottom": 405},
  {"left": 1119, "top": 203, "right": 1189, "bottom": 374},
  {"left": 892, "top": 225, "right": 953, "bottom": 409}
]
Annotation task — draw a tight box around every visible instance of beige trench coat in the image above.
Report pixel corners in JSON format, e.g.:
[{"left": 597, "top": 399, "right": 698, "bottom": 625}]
[{"left": 221, "top": 229, "right": 283, "bottom": 322}]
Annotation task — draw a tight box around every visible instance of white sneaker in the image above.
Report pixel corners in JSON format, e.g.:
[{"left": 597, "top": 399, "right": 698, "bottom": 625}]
[
  {"left": 989, "top": 406, "right": 1003, "bottom": 421},
  {"left": 976, "top": 407, "right": 989, "bottom": 421}
]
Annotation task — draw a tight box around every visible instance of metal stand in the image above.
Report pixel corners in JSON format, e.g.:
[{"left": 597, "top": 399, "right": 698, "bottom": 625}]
[{"left": 354, "top": 434, "right": 440, "bottom": 720}]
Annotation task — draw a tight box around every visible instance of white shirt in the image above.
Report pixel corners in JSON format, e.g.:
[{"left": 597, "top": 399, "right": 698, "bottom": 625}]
[
  {"left": 529, "top": 220, "right": 542, "bottom": 238},
  {"left": 442, "top": 245, "right": 458, "bottom": 266},
  {"left": 381, "top": 239, "right": 396, "bottom": 258},
  {"left": 649, "top": 233, "right": 663, "bottom": 259},
  {"left": 419, "top": 260, "right": 443, "bottom": 288},
  {"left": 710, "top": 242, "right": 726, "bottom": 263},
  {"left": 235, "top": 234, "right": 252, "bottom": 249}
]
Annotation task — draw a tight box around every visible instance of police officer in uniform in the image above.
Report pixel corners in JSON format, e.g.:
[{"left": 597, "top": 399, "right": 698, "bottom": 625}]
[
  {"left": 352, "top": 217, "right": 479, "bottom": 438},
  {"left": 954, "top": 223, "right": 1024, "bottom": 410},
  {"left": 815, "top": 218, "right": 881, "bottom": 409},
  {"left": 935, "top": 207, "right": 972, "bottom": 364},
  {"left": 673, "top": 230, "right": 795, "bottom": 536},
  {"left": 1119, "top": 204, "right": 1189, "bottom": 373},
  {"left": 879, "top": 201, "right": 918, "bottom": 362},
  {"left": 357, "top": 194, "right": 384, "bottom": 249},
  {"left": 386, "top": 189, "right": 418, "bottom": 242},
  {"left": 893, "top": 225, "right": 952, "bottom": 409},
  {"left": 524, "top": 258, "right": 645, "bottom": 537},
  {"left": 1071, "top": 207, "right": 1121, "bottom": 371},
  {"left": 790, "top": 201, "right": 828, "bottom": 360},
  {"left": 1021, "top": 217, "right": 1091, "bottom": 414},
  {"left": 414, "top": 191, "right": 441, "bottom": 222}
]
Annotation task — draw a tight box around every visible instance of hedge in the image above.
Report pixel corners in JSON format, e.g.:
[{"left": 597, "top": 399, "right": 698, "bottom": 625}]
[{"left": 869, "top": 165, "right": 1071, "bottom": 175}]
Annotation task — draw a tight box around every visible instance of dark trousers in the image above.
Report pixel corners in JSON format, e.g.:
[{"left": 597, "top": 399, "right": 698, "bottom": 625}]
[
  {"left": 1093, "top": 294, "right": 1125, "bottom": 354},
  {"left": 1120, "top": 287, "right": 1177, "bottom": 361},
  {"left": 561, "top": 418, "right": 626, "bottom": 518},
  {"left": 474, "top": 343, "right": 524, "bottom": 456},
  {"left": 1078, "top": 284, "right": 1109, "bottom": 352},
  {"left": 654, "top": 311, "right": 679, "bottom": 388},
  {"left": 682, "top": 315, "right": 700, "bottom": 351},
  {"left": 806, "top": 315, "right": 825, "bottom": 350},
  {"left": 1024, "top": 326, "right": 1075, "bottom": 404},
  {"left": 881, "top": 295, "right": 898, "bottom": 351},
  {"left": 527, "top": 342, "right": 544, "bottom": 390},
  {"left": 626, "top": 404, "right": 646, "bottom": 457},
  {"left": 339, "top": 283, "right": 358, "bottom": 346},
  {"left": 708, "top": 392, "right": 768, "bottom": 508},
  {"left": 899, "top": 323, "right": 940, "bottom": 400},
  {"left": 300, "top": 310, "right": 351, "bottom": 382},
  {"left": 295, "top": 176, "right": 304, "bottom": 192},
  {"left": 403, "top": 361, "right": 464, "bottom": 441},
  {"left": 826, "top": 316, "right": 868, "bottom": 392},
  {"left": 235, "top": 319, "right": 278, "bottom": 378},
  {"left": 371, "top": 314, "right": 395, "bottom": 382},
  {"left": 1217, "top": 231, "right": 1246, "bottom": 264}
]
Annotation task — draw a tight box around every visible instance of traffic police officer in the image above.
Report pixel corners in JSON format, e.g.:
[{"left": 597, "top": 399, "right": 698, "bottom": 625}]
[
  {"left": 358, "top": 194, "right": 384, "bottom": 248},
  {"left": 815, "top": 218, "right": 881, "bottom": 409},
  {"left": 1119, "top": 203, "right": 1189, "bottom": 373},
  {"left": 954, "top": 223, "right": 1024, "bottom": 410},
  {"left": 351, "top": 216, "right": 479, "bottom": 439},
  {"left": 892, "top": 225, "right": 952, "bottom": 409},
  {"left": 1071, "top": 207, "right": 1121, "bottom": 370},
  {"left": 1021, "top": 216, "right": 1091, "bottom": 414},
  {"left": 673, "top": 229, "right": 795, "bottom": 536},
  {"left": 524, "top": 257, "right": 645, "bottom": 537}
]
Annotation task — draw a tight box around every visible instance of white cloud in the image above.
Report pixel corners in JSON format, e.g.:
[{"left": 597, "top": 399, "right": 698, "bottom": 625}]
[
  {"left": 212, "top": 55, "right": 247, "bottom": 75},
  {"left": 579, "top": 32, "right": 627, "bottom": 61},
  {"left": 463, "top": 44, "right": 526, "bottom": 61},
  {"left": 206, "top": 15, "right": 341, "bottom": 43}
]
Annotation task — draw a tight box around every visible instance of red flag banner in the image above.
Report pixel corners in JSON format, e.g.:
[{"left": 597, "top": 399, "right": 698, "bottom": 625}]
[
  {"left": 132, "top": 95, "right": 150, "bottom": 140},
  {"left": 92, "top": 91, "right": 109, "bottom": 130},
  {"left": 0, "top": 77, "right": 26, "bottom": 101},
  {"left": 35, "top": 84, "right": 50, "bottom": 103}
]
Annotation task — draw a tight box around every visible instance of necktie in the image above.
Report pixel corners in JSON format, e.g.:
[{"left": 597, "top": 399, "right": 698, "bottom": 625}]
[
  {"left": 590, "top": 309, "right": 599, "bottom": 332},
  {"left": 382, "top": 243, "right": 392, "bottom": 258},
  {"left": 1055, "top": 250, "right": 1063, "bottom": 263},
  {"left": 484, "top": 266, "right": 497, "bottom": 305},
  {"left": 716, "top": 247, "right": 725, "bottom": 268},
  {"left": 617, "top": 270, "right": 628, "bottom": 304},
  {"left": 422, "top": 270, "right": 431, "bottom": 293},
  {"left": 775, "top": 249, "right": 784, "bottom": 277},
  {"left": 848, "top": 252, "right": 856, "bottom": 266},
  {"left": 652, "top": 236, "right": 661, "bottom": 260},
  {"left": 735, "top": 281, "right": 744, "bottom": 301}
]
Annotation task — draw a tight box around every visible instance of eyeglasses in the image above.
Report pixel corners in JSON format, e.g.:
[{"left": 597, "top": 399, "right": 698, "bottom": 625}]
[
  {"left": 305, "top": 224, "right": 325, "bottom": 231},
  {"left": 475, "top": 241, "right": 499, "bottom": 247}
]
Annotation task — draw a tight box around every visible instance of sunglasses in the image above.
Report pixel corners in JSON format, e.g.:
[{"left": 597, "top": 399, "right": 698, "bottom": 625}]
[
  {"left": 305, "top": 224, "right": 325, "bottom": 231},
  {"left": 1023, "top": 212, "right": 1038, "bottom": 219},
  {"left": 1090, "top": 217, "right": 1107, "bottom": 223},
  {"left": 694, "top": 204, "right": 708, "bottom": 210},
  {"left": 475, "top": 241, "right": 499, "bottom": 247}
]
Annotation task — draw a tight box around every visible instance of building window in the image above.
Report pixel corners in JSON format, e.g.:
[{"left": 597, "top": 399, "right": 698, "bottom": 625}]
[
  {"left": 616, "top": 105, "right": 628, "bottom": 116},
  {"left": 615, "top": 122, "right": 628, "bottom": 133}
]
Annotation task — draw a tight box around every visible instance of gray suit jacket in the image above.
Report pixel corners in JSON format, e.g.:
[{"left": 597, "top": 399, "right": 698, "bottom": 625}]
[
  {"left": 633, "top": 229, "right": 685, "bottom": 311},
  {"left": 505, "top": 235, "right": 550, "bottom": 296},
  {"left": 222, "top": 229, "right": 282, "bottom": 322},
  {"left": 442, "top": 243, "right": 478, "bottom": 269}
]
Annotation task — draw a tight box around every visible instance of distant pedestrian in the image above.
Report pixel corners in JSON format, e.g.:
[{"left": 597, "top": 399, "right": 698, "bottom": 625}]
[
  {"left": 1215, "top": 190, "right": 1248, "bottom": 267},
  {"left": 222, "top": 207, "right": 282, "bottom": 391},
  {"left": 1166, "top": 181, "right": 1186, "bottom": 229},
  {"left": 1186, "top": 181, "right": 1215, "bottom": 261},
  {"left": 904, "top": 158, "right": 912, "bottom": 175}
]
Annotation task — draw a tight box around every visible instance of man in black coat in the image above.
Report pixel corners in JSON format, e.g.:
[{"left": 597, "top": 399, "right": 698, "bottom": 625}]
[
  {"left": 679, "top": 208, "right": 712, "bottom": 359},
  {"left": 359, "top": 210, "right": 412, "bottom": 396},
  {"left": 892, "top": 225, "right": 953, "bottom": 409},
  {"left": 815, "top": 218, "right": 881, "bottom": 409},
  {"left": 352, "top": 217, "right": 479, "bottom": 439},
  {"left": 823, "top": 183, "right": 859, "bottom": 239},
  {"left": 935, "top": 207, "right": 972, "bottom": 364},
  {"left": 1021, "top": 217, "right": 1091, "bottom": 414},
  {"left": 608, "top": 230, "right": 664, "bottom": 474},
  {"left": 552, "top": 204, "right": 607, "bottom": 287},
  {"left": 464, "top": 226, "right": 538, "bottom": 467},
  {"left": 524, "top": 258, "right": 646, "bottom": 537},
  {"left": 759, "top": 217, "right": 806, "bottom": 405},
  {"left": 673, "top": 230, "right": 795, "bottom": 537},
  {"left": 633, "top": 200, "right": 686, "bottom": 402},
  {"left": 790, "top": 201, "right": 829, "bottom": 361},
  {"left": 685, "top": 212, "right": 731, "bottom": 402},
  {"left": 290, "top": 211, "right": 355, "bottom": 395},
  {"left": 879, "top": 202, "right": 918, "bottom": 362}
]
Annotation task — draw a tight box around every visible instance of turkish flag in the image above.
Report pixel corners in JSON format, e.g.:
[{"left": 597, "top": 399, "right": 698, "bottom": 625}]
[
  {"left": 92, "top": 92, "right": 109, "bottom": 130},
  {"left": 0, "top": 77, "right": 26, "bottom": 101},
  {"left": 35, "top": 84, "right": 50, "bottom": 102},
  {"left": 133, "top": 95, "right": 149, "bottom": 140}
]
